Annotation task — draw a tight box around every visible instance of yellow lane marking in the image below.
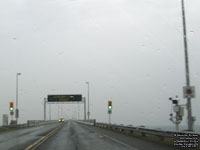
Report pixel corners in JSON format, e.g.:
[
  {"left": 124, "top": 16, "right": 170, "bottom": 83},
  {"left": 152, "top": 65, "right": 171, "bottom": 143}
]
[{"left": 24, "top": 124, "right": 63, "bottom": 150}]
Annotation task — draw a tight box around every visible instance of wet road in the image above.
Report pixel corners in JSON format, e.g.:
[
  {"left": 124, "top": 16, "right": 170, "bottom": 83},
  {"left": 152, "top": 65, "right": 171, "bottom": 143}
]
[
  {"left": 0, "top": 123, "right": 60, "bottom": 150},
  {"left": 37, "top": 121, "right": 173, "bottom": 150},
  {"left": 0, "top": 121, "right": 175, "bottom": 150}
]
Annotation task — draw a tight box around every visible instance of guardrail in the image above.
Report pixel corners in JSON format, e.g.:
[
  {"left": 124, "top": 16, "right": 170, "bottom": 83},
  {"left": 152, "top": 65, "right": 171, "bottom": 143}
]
[
  {"left": 0, "top": 120, "right": 58, "bottom": 130},
  {"left": 95, "top": 122, "right": 200, "bottom": 138},
  {"left": 76, "top": 119, "right": 96, "bottom": 126},
  {"left": 0, "top": 123, "right": 28, "bottom": 129},
  {"left": 27, "top": 120, "right": 57, "bottom": 127},
  {"left": 86, "top": 122, "right": 200, "bottom": 146},
  {"left": 95, "top": 123, "right": 175, "bottom": 139}
]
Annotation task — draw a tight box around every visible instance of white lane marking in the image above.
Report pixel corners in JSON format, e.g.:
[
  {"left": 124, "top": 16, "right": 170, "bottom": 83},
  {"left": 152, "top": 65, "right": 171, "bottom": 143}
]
[
  {"left": 99, "top": 135, "right": 104, "bottom": 138},
  {"left": 101, "top": 133, "right": 140, "bottom": 150}
]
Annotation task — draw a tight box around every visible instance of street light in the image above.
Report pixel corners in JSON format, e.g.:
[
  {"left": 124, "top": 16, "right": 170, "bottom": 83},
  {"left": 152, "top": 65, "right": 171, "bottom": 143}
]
[
  {"left": 16, "top": 73, "right": 21, "bottom": 124},
  {"left": 181, "top": 0, "right": 194, "bottom": 131},
  {"left": 86, "top": 82, "right": 90, "bottom": 120}
]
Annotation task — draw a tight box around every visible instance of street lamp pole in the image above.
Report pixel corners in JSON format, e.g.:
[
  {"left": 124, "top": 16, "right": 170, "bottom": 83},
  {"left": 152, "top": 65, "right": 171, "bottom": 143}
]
[
  {"left": 181, "top": 0, "right": 194, "bottom": 131},
  {"left": 44, "top": 98, "right": 47, "bottom": 121},
  {"left": 86, "top": 82, "right": 90, "bottom": 120},
  {"left": 83, "top": 97, "right": 86, "bottom": 120},
  {"left": 16, "top": 73, "right": 21, "bottom": 124}
]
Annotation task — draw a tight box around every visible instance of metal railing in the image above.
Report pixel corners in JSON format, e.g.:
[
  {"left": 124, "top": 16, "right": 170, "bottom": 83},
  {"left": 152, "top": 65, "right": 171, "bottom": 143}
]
[
  {"left": 94, "top": 122, "right": 200, "bottom": 140},
  {"left": 0, "top": 120, "right": 58, "bottom": 130},
  {"left": 76, "top": 119, "right": 96, "bottom": 126},
  {"left": 0, "top": 123, "right": 28, "bottom": 129},
  {"left": 27, "top": 120, "right": 57, "bottom": 127},
  {"left": 77, "top": 120, "right": 200, "bottom": 143}
]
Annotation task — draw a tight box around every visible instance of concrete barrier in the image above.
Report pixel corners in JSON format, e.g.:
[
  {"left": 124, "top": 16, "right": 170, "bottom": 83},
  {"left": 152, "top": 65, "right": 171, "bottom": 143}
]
[
  {"left": 27, "top": 120, "right": 57, "bottom": 127},
  {"left": 76, "top": 119, "right": 96, "bottom": 126},
  {"left": 0, "top": 120, "right": 58, "bottom": 131},
  {"left": 94, "top": 122, "right": 200, "bottom": 146}
]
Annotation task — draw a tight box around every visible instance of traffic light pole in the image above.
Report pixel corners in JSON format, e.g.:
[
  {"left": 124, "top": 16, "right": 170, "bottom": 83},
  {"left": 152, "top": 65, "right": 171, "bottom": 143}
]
[
  {"left": 108, "top": 100, "right": 112, "bottom": 124},
  {"left": 109, "top": 113, "right": 111, "bottom": 124},
  {"left": 181, "top": 0, "right": 194, "bottom": 131}
]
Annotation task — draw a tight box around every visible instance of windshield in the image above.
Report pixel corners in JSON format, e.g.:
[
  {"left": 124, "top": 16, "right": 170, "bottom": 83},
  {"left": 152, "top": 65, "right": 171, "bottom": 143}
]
[{"left": 0, "top": 0, "right": 199, "bottom": 150}]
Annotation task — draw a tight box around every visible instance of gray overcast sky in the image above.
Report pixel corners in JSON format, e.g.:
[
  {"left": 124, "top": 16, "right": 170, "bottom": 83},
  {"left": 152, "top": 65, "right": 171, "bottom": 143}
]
[{"left": 0, "top": 0, "right": 200, "bottom": 128}]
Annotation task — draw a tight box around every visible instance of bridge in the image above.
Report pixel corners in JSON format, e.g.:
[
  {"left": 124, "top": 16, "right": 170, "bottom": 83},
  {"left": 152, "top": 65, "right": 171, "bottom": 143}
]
[
  {"left": 0, "top": 0, "right": 199, "bottom": 149},
  {"left": 0, "top": 119, "right": 199, "bottom": 150}
]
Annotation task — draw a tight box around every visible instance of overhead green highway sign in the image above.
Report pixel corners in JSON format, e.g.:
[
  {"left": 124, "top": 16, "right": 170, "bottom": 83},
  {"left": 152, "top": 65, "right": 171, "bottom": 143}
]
[{"left": 48, "top": 95, "right": 82, "bottom": 102}]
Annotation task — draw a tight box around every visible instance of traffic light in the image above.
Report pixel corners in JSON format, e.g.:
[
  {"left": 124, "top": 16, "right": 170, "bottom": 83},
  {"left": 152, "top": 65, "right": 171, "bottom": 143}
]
[
  {"left": 9, "top": 102, "right": 14, "bottom": 111},
  {"left": 108, "top": 101, "right": 112, "bottom": 110},
  {"left": 172, "top": 100, "right": 178, "bottom": 104}
]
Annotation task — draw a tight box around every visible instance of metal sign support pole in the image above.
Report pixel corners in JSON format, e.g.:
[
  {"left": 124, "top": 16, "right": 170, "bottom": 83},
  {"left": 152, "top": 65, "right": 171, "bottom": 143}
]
[
  {"left": 49, "top": 103, "right": 51, "bottom": 120},
  {"left": 78, "top": 102, "right": 80, "bottom": 120},
  {"left": 181, "top": 0, "right": 194, "bottom": 131},
  {"left": 44, "top": 98, "right": 47, "bottom": 121},
  {"left": 84, "top": 97, "right": 86, "bottom": 120}
]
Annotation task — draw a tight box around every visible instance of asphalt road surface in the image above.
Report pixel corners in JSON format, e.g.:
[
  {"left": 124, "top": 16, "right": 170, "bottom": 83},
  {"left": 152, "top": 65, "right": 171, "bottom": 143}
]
[
  {"left": 37, "top": 121, "right": 173, "bottom": 150},
  {"left": 0, "top": 121, "right": 175, "bottom": 150},
  {"left": 0, "top": 123, "right": 60, "bottom": 150}
]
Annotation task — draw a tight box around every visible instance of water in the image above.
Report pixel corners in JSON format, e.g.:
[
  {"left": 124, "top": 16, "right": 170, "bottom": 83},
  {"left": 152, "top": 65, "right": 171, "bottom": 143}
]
[{"left": 146, "top": 125, "right": 200, "bottom": 133}]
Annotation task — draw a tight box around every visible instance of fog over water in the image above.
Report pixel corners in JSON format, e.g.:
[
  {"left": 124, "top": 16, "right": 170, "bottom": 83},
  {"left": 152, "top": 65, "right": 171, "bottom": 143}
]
[{"left": 0, "top": 0, "right": 200, "bottom": 130}]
